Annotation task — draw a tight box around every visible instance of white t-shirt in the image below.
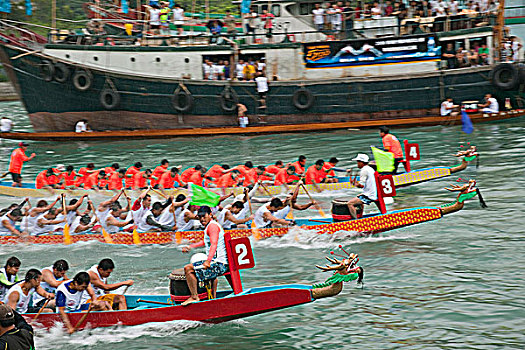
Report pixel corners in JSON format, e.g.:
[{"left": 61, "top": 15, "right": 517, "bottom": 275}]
[
  {"left": 236, "top": 63, "right": 246, "bottom": 78},
  {"left": 484, "top": 97, "right": 499, "bottom": 113},
  {"left": 441, "top": 101, "right": 453, "bottom": 116},
  {"left": 204, "top": 64, "right": 213, "bottom": 79},
  {"left": 149, "top": 9, "right": 161, "bottom": 25},
  {"left": 255, "top": 76, "right": 269, "bottom": 93},
  {"left": 0, "top": 118, "right": 12, "bottom": 132},
  {"left": 359, "top": 165, "right": 377, "bottom": 201},
  {"left": 173, "top": 8, "right": 184, "bottom": 24},
  {"left": 75, "top": 121, "right": 87, "bottom": 133},
  {"left": 312, "top": 8, "right": 325, "bottom": 25},
  {"left": 331, "top": 8, "right": 342, "bottom": 24}
]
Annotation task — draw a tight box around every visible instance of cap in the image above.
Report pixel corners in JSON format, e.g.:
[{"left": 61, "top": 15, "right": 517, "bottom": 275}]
[
  {"left": 197, "top": 206, "right": 212, "bottom": 217},
  {"left": 0, "top": 304, "right": 14, "bottom": 321},
  {"left": 352, "top": 153, "right": 369, "bottom": 163},
  {"left": 56, "top": 164, "right": 65, "bottom": 171},
  {"left": 19, "top": 142, "right": 29, "bottom": 147}
]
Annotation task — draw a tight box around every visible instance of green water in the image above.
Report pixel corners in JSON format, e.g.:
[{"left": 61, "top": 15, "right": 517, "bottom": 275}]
[{"left": 0, "top": 101, "right": 524, "bottom": 349}]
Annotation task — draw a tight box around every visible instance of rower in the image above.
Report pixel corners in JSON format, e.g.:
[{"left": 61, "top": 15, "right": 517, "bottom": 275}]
[
  {"left": 56, "top": 272, "right": 109, "bottom": 334},
  {"left": 35, "top": 168, "right": 59, "bottom": 190},
  {"left": 32, "top": 208, "right": 66, "bottom": 235},
  {"left": 322, "top": 157, "right": 349, "bottom": 182},
  {"left": 22, "top": 198, "right": 59, "bottom": 233},
  {"left": 83, "top": 259, "right": 133, "bottom": 311},
  {"left": 181, "top": 206, "right": 229, "bottom": 305},
  {"left": 346, "top": 154, "right": 377, "bottom": 219},
  {"left": 265, "top": 160, "right": 284, "bottom": 177},
  {"left": 71, "top": 214, "right": 96, "bottom": 234},
  {"left": 31, "top": 260, "right": 69, "bottom": 311},
  {"left": 180, "top": 164, "right": 202, "bottom": 184},
  {"left": 253, "top": 198, "right": 294, "bottom": 228},
  {"left": 291, "top": 155, "right": 307, "bottom": 176},
  {"left": 133, "top": 169, "right": 152, "bottom": 190},
  {"left": 0, "top": 257, "right": 21, "bottom": 301},
  {"left": 273, "top": 181, "right": 315, "bottom": 220},
  {"left": 205, "top": 164, "right": 229, "bottom": 182},
  {"left": 158, "top": 195, "right": 189, "bottom": 229},
  {"left": 97, "top": 193, "right": 133, "bottom": 234},
  {"left": 188, "top": 167, "right": 207, "bottom": 187},
  {"left": 0, "top": 209, "right": 25, "bottom": 237},
  {"left": 379, "top": 126, "right": 405, "bottom": 174},
  {"left": 217, "top": 201, "right": 254, "bottom": 229},
  {"left": 130, "top": 189, "right": 152, "bottom": 228},
  {"left": 108, "top": 169, "right": 126, "bottom": 190},
  {"left": 84, "top": 170, "right": 106, "bottom": 190},
  {"left": 4, "top": 269, "right": 54, "bottom": 314},
  {"left": 274, "top": 165, "right": 296, "bottom": 190},
  {"left": 55, "top": 195, "right": 88, "bottom": 230},
  {"left": 124, "top": 162, "right": 143, "bottom": 189},
  {"left": 151, "top": 159, "right": 169, "bottom": 188},
  {"left": 59, "top": 165, "right": 77, "bottom": 189},
  {"left": 177, "top": 204, "right": 199, "bottom": 232},
  {"left": 100, "top": 163, "right": 120, "bottom": 188},
  {"left": 136, "top": 198, "right": 175, "bottom": 233},
  {"left": 74, "top": 163, "right": 96, "bottom": 188},
  {"left": 305, "top": 159, "right": 329, "bottom": 191},
  {"left": 214, "top": 170, "right": 241, "bottom": 188},
  {"left": 159, "top": 167, "right": 185, "bottom": 190}
]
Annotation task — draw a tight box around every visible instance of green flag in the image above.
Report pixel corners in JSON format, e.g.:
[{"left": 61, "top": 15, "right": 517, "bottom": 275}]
[
  {"left": 189, "top": 183, "right": 220, "bottom": 207},
  {"left": 371, "top": 146, "right": 395, "bottom": 173}
]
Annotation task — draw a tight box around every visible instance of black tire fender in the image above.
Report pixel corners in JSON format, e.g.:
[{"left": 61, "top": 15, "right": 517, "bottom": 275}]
[
  {"left": 292, "top": 88, "right": 315, "bottom": 110},
  {"left": 53, "top": 62, "right": 70, "bottom": 83},
  {"left": 100, "top": 89, "right": 120, "bottom": 110},
  {"left": 40, "top": 60, "right": 54, "bottom": 82},
  {"left": 220, "top": 87, "right": 239, "bottom": 113},
  {"left": 491, "top": 63, "right": 520, "bottom": 91},
  {"left": 72, "top": 70, "right": 93, "bottom": 92},
  {"left": 171, "top": 89, "right": 194, "bottom": 113}
]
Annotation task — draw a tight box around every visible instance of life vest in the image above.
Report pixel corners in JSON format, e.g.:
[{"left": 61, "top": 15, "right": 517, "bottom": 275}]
[
  {"left": 0, "top": 267, "right": 19, "bottom": 301},
  {"left": 160, "top": 8, "right": 170, "bottom": 24}
]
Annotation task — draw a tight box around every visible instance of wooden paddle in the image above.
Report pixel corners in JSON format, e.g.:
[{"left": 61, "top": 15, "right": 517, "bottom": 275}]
[
  {"left": 301, "top": 184, "right": 327, "bottom": 218},
  {"left": 32, "top": 298, "right": 50, "bottom": 323},
  {"left": 72, "top": 306, "right": 93, "bottom": 333},
  {"left": 151, "top": 188, "right": 168, "bottom": 199},
  {"left": 123, "top": 189, "right": 142, "bottom": 245},
  {"left": 91, "top": 205, "right": 114, "bottom": 244},
  {"left": 137, "top": 298, "right": 172, "bottom": 306},
  {"left": 61, "top": 194, "right": 72, "bottom": 245},
  {"left": 260, "top": 182, "right": 272, "bottom": 196},
  {"left": 248, "top": 195, "right": 262, "bottom": 240}
]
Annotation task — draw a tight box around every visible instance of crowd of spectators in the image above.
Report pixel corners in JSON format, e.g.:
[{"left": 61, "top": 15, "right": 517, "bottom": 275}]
[{"left": 203, "top": 58, "right": 266, "bottom": 81}]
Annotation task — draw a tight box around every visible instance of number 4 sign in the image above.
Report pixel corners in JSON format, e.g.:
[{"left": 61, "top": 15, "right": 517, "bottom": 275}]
[{"left": 406, "top": 143, "right": 420, "bottom": 161}]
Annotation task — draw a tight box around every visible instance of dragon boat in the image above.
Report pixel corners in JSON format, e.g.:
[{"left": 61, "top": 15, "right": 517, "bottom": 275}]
[
  {"left": 0, "top": 176, "right": 484, "bottom": 245},
  {"left": 24, "top": 235, "right": 364, "bottom": 331},
  {"left": 0, "top": 142, "right": 477, "bottom": 198}
]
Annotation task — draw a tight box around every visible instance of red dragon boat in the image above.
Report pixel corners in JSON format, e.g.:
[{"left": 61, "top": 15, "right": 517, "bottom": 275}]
[{"left": 24, "top": 234, "right": 364, "bottom": 330}]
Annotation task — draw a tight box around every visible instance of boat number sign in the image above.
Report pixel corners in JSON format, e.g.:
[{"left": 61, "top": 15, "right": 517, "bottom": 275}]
[
  {"left": 230, "top": 237, "right": 255, "bottom": 270},
  {"left": 406, "top": 143, "right": 420, "bottom": 161},
  {"left": 379, "top": 175, "right": 396, "bottom": 197}
]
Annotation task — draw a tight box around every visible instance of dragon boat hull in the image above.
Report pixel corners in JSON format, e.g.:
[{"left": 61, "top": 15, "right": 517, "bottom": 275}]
[
  {"left": 0, "top": 205, "right": 447, "bottom": 245},
  {"left": 24, "top": 289, "right": 314, "bottom": 330},
  {"left": 0, "top": 163, "right": 471, "bottom": 198}
]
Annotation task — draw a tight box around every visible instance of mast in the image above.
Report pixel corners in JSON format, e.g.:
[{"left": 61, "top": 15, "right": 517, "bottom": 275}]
[
  {"left": 494, "top": 0, "right": 505, "bottom": 62},
  {"left": 52, "top": 0, "right": 56, "bottom": 29}
]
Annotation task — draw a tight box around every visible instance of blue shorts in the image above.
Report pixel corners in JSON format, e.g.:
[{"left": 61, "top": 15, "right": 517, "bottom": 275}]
[
  {"left": 358, "top": 194, "right": 374, "bottom": 205},
  {"left": 193, "top": 261, "right": 229, "bottom": 282}
]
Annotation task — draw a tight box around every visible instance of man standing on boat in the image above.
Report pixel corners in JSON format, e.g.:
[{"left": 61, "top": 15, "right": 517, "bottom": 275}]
[
  {"left": 8, "top": 142, "right": 35, "bottom": 188},
  {"left": 181, "top": 206, "right": 229, "bottom": 305},
  {"left": 346, "top": 154, "right": 377, "bottom": 219},
  {"left": 379, "top": 126, "right": 405, "bottom": 174}
]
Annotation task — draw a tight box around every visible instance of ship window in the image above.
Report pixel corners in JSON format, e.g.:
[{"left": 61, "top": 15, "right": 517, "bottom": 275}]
[
  {"left": 184, "top": 58, "right": 190, "bottom": 63},
  {"left": 93, "top": 56, "right": 98, "bottom": 61},
  {"left": 131, "top": 57, "right": 136, "bottom": 62},
  {"left": 299, "top": 3, "right": 310, "bottom": 16},
  {"left": 156, "top": 57, "right": 161, "bottom": 62},
  {"left": 261, "top": 4, "right": 268, "bottom": 12},
  {"left": 272, "top": 4, "right": 281, "bottom": 17},
  {"left": 65, "top": 54, "right": 70, "bottom": 59}
]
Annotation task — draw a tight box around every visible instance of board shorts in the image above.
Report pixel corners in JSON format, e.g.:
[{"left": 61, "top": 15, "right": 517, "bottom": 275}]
[
  {"left": 10, "top": 172, "right": 21, "bottom": 182},
  {"left": 193, "top": 261, "right": 229, "bottom": 282},
  {"left": 358, "top": 194, "right": 374, "bottom": 205}
]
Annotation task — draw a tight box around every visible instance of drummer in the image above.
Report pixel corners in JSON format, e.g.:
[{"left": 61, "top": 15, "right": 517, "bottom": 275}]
[
  {"left": 346, "top": 153, "right": 377, "bottom": 219},
  {"left": 181, "top": 206, "right": 229, "bottom": 305}
]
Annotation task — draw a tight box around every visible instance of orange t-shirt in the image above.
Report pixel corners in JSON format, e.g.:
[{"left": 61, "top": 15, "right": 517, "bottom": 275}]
[
  {"left": 35, "top": 170, "right": 51, "bottom": 189},
  {"left": 8, "top": 148, "right": 30, "bottom": 174},
  {"left": 242, "top": 168, "right": 257, "bottom": 187},
  {"left": 291, "top": 161, "right": 305, "bottom": 175},
  {"left": 74, "top": 167, "right": 94, "bottom": 186},
  {"left": 274, "top": 168, "right": 291, "bottom": 186},
  {"left": 108, "top": 172, "right": 123, "bottom": 190},
  {"left": 125, "top": 166, "right": 140, "bottom": 188},
  {"left": 151, "top": 165, "right": 168, "bottom": 187},
  {"left": 59, "top": 171, "right": 77, "bottom": 188},
  {"left": 215, "top": 173, "right": 236, "bottom": 188},
  {"left": 205, "top": 164, "right": 225, "bottom": 180},
  {"left": 133, "top": 171, "right": 148, "bottom": 189},
  {"left": 322, "top": 162, "right": 336, "bottom": 177},
  {"left": 84, "top": 171, "right": 101, "bottom": 190},
  {"left": 181, "top": 168, "right": 197, "bottom": 183},
  {"left": 305, "top": 165, "right": 326, "bottom": 184},
  {"left": 265, "top": 164, "right": 282, "bottom": 175},
  {"left": 188, "top": 171, "right": 204, "bottom": 186},
  {"left": 159, "top": 172, "right": 176, "bottom": 189},
  {"left": 382, "top": 134, "right": 403, "bottom": 159}
]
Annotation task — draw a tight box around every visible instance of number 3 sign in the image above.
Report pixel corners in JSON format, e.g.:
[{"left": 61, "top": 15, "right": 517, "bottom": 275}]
[
  {"left": 229, "top": 237, "right": 255, "bottom": 270},
  {"left": 378, "top": 175, "right": 396, "bottom": 198}
]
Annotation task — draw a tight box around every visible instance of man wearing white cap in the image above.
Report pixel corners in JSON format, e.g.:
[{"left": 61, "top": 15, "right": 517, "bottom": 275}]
[{"left": 347, "top": 153, "right": 377, "bottom": 219}]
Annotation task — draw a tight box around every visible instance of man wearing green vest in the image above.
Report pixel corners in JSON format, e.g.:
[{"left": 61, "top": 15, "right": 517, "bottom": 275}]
[{"left": 159, "top": 2, "right": 171, "bottom": 36}]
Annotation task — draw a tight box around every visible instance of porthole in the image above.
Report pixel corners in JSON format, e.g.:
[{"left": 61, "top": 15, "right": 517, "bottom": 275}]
[
  {"left": 94, "top": 56, "right": 98, "bottom": 61},
  {"left": 156, "top": 57, "right": 161, "bottom": 62},
  {"left": 184, "top": 58, "right": 189, "bottom": 63},
  {"left": 65, "top": 54, "right": 70, "bottom": 59},
  {"left": 131, "top": 57, "right": 136, "bottom": 62}
]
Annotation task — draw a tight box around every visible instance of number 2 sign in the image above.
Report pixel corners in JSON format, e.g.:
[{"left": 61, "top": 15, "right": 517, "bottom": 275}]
[
  {"left": 406, "top": 143, "right": 420, "bottom": 161},
  {"left": 378, "top": 175, "right": 396, "bottom": 197},
  {"left": 229, "top": 237, "right": 255, "bottom": 270}
]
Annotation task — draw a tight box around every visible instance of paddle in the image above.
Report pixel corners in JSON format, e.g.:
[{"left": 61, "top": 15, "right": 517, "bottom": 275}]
[
  {"left": 72, "top": 306, "right": 93, "bottom": 333},
  {"left": 260, "top": 182, "right": 272, "bottom": 196},
  {"left": 61, "top": 194, "right": 72, "bottom": 245},
  {"left": 301, "top": 184, "right": 327, "bottom": 218},
  {"left": 151, "top": 188, "right": 168, "bottom": 199},
  {"left": 137, "top": 298, "right": 172, "bottom": 306},
  {"left": 90, "top": 201, "right": 114, "bottom": 244},
  {"left": 31, "top": 298, "right": 50, "bottom": 323},
  {"left": 248, "top": 195, "right": 262, "bottom": 240},
  {"left": 123, "top": 189, "right": 141, "bottom": 245}
]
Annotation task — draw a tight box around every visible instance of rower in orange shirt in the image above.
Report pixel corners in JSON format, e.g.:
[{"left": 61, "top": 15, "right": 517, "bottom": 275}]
[
  {"left": 255, "top": 165, "right": 273, "bottom": 182},
  {"left": 84, "top": 170, "right": 106, "bottom": 190},
  {"left": 188, "top": 167, "right": 207, "bottom": 186},
  {"left": 274, "top": 165, "right": 296, "bottom": 190},
  {"left": 8, "top": 142, "right": 36, "bottom": 187},
  {"left": 180, "top": 165, "right": 202, "bottom": 183},
  {"left": 291, "top": 156, "right": 307, "bottom": 176},
  {"left": 133, "top": 169, "right": 152, "bottom": 190},
  {"left": 265, "top": 161, "right": 283, "bottom": 177},
  {"left": 59, "top": 165, "right": 77, "bottom": 189},
  {"left": 108, "top": 169, "right": 126, "bottom": 190},
  {"left": 159, "top": 167, "right": 185, "bottom": 189},
  {"left": 205, "top": 164, "right": 229, "bottom": 181},
  {"left": 305, "top": 159, "right": 329, "bottom": 192},
  {"left": 215, "top": 170, "right": 241, "bottom": 188},
  {"left": 100, "top": 163, "right": 119, "bottom": 188},
  {"left": 379, "top": 126, "right": 405, "bottom": 174},
  {"left": 74, "top": 163, "right": 96, "bottom": 187},
  {"left": 151, "top": 159, "right": 169, "bottom": 188},
  {"left": 35, "top": 168, "right": 58, "bottom": 190},
  {"left": 125, "top": 162, "right": 143, "bottom": 189}
]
